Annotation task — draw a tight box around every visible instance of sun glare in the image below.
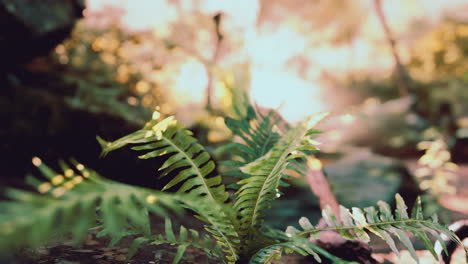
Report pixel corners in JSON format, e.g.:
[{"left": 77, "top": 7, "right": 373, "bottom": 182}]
[
  {"left": 85, "top": 0, "right": 468, "bottom": 122},
  {"left": 173, "top": 59, "right": 208, "bottom": 105}
]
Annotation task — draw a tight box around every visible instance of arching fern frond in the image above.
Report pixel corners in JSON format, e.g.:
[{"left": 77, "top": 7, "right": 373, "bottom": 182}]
[
  {"left": 287, "top": 194, "right": 467, "bottom": 264},
  {"left": 98, "top": 113, "right": 229, "bottom": 205},
  {"left": 98, "top": 113, "right": 241, "bottom": 263},
  {"left": 0, "top": 161, "right": 185, "bottom": 255},
  {"left": 234, "top": 113, "right": 327, "bottom": 255}
]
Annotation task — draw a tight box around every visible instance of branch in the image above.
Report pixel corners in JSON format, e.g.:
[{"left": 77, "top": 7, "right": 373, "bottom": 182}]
[
  {"left": 205, "top": 12, "right": 223, "bottom": 112},
  {"left": 373, "top": 0, "right": 411, "bottom": 97}
]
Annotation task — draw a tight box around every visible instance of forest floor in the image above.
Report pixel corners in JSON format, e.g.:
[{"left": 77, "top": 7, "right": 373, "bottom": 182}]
[{"left": 7, "top": 161, "right": 468, "bottom": 264}]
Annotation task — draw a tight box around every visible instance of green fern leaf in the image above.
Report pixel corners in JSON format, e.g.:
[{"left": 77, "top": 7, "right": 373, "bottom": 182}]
[
  {"left": 0, "top": 161, "right": 185, "bottom": 255},
  {"left": 173, "top": 245, "right": 188, "bottom": 264},
  {"left": 223, "top": 106, "right": 281, "bottom": 162},
  {"left": 147, "top": 218, "right": 223, "bottom": 263},
  {"left": 248, "top": 239, "right": 320, "bottom": 264},
  {"left": 99, "top": 114, "right": 229, "bottom": 205},
  {"left": 183, "top": 198, "right": 240, "bottom": 263},
  {"left": 289, "top": 194, "right": 466, "bottom": 264},
  {"left": 98, "top": 113, "right": 241, "bottom": 262},
  {"left": 128, "top": 237, "right": 151, "bottom": 259},
  {"left": 218, "top": 105, "right": 282, "bottom": 181},
  {"left": 234, "top": 114, "right": 326, "bottom": 254},
  {"left": 249, "top": 235, "right": 357, "bottom": 264}
]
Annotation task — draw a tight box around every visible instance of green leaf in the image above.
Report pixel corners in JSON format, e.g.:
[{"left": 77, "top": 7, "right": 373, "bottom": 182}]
[
  {"left": 370, "top": 228, "right": 400, "bottom": 257},
  {"left": 395, "top": 194, "right": 409, "bottom": 220},
  {"left": 234, "top": 119, "right": 324, "bottom": 252},
  {"left": 411, "top": 228, "right": 438, "bottom": 260},
  {"left": 339, "top": 206, "right": 353, "bottom": 226},
  {"left": 298, "top": 217, "right": 314, "bottom": 230},
  {"left": 285, "top": 226, "right": 301, "bottom": 237},
  {"left": 350, "top": 208, "right": 370, "bottom": 243},
  {"left": 0, "top": 162, "right": 186, "bottom": 257},
  {"left": 100, "top": 118, "right": 229, "bottom": 204},
  {"left": 377, "top": 201, "right": 394, "bottom": 221},
  {"left": 411, "top": 196, "right": 423, "bottom": 220},
  {"left": 165, "top": 218, "right": 176, "bottom": 242},
  {"left": 322, "top": 206, "right": 339, "bottom": 227},
  {"left": 220, "top": 105, "right": 282, "bottom": 177},
  {"left": 351, "top": 208, "right": 367, "bottom": 226},
  {"left": 172, "top": 245, "right": 188, "bottom": 264},
  {"left": 128, "top": 237, "right": 150, "bottom": 258},
  {"left": 363, "top": 206, "right": 379, "bottom": 223},
  {"left": 248, "top": 238, "right": 321, "bottom": 264},
  {"left": 389, "top": 227, "right": 419, "bottom": 263},
  {"left": 98, "top": 116, "right": 240, "bottom": 262},
  {"left": 290, "top": 195, "right": 465, "bottom": 264},
  {"left": 337, "top": 206, "right": 357, "bottom": 240}
]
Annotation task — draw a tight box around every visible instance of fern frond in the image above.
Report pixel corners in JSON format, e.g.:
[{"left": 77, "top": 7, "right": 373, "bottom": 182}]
[
  {"left": 0, "top": 161, "right": 184, "bottom": 255},
  {"left": 181, "top": 197, "right": 241, "bottom": 263},
  {"left": 234, "top": 114, "right": 326, "bottom": 254},
  {"left": 99, "top": 114, "right": 229, "bottom": 204},
  {"left": 249, "top": 237, "right": 357, "bottom": 264},
  {"left": 287, "top": 194, "right": 466, "bottom": 264},
  {"left": 98, "top": 113, "right": 241, "bottom": 263},
  {"left": 98, "top": 208, "right": 229, "bottom": 263},
  {"left": 248, "top": 237, "right": 320, "bottom": 264},
  {"left": 218, "top": 105, "right": 282, "bottom": 181},
  {"left": 141, "top": 218, "right": 223, "bottom": 263}
]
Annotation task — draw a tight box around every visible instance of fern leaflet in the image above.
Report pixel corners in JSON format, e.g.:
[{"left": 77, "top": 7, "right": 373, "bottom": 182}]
[{"left": 140, "top": 218, "right": 224, "bottom": 263}]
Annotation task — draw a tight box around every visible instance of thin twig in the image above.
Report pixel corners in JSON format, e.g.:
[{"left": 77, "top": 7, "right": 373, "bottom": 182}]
[
  {"left": 205, "top": 13, "right": 223, "bottom": 112},
  {"left": 373, "top": 0, "right": 410, "bottom": 97}
]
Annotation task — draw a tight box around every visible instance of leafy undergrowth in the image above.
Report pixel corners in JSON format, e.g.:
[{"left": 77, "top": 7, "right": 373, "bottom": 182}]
[
  {"left": 12, "top": 235, "right": 216, "bottom": 264},
  {"left": 12, "top": 237, "right": 467, "bottom": 264},
  {"left": 8, "top": 217, "right": 220, "bottom": 264},
  {"left": 9, "top": 214, "right": 467, "bottom": 264}
]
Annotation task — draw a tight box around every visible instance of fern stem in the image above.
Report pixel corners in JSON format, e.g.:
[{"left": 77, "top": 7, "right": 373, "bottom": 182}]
[{"left": 298, "top": 219, "right": 433, "bottom": 237}]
